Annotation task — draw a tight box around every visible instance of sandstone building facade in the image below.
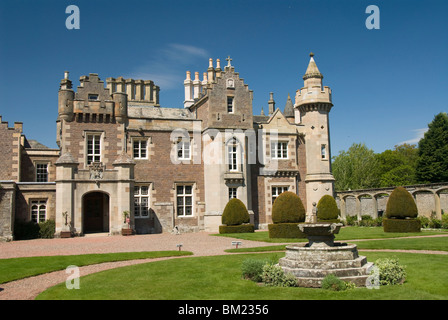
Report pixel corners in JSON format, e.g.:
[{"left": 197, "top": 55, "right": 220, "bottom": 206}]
[{"left": 0, "top": 54, "right": 335, "bottom": 240}]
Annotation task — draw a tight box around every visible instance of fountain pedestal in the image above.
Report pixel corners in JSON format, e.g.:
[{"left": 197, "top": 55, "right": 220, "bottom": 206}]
[{"left": 279, "top": 223, "right": 373, "bottom": 288}]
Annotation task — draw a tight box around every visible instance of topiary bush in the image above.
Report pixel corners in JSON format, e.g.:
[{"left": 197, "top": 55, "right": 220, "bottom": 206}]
[
  {"left": 268, "top": 191, "right": 306, "bottom": 238},
  {"left": 384, "top": 187, "right": 420, "bottom": 232},
  {"left": 385, "top": 186, "right": 418, "bottom": 219},
  {"left": 317, "top": 195, "right": 340, "bottom": 222},
  {"left": 220, "top": 198, "right": 254, "bottom": 233},
  {"left": 222, "top": 198, "right": 250, "bottom": 226},
  {"left": 271, "top": 191, "right": 305, "bottom": 223}
]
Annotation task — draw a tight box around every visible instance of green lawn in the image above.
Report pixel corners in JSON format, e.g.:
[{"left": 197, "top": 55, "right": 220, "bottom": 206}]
[
  {"left": 4, "top": 226, "right": 448, "bottom": 300},
  {"left": 213, "top": 226, "right": 448, "bottom": 243},
  {"left": 36, "top": 252, "right": 448, "bottom": 300},
  {"left": 0, "top": 251, "right": 192, "bottom": 284}
]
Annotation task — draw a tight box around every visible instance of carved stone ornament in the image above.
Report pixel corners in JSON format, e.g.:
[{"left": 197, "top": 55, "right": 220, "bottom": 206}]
[{"left": 89, "top": 162, "right": 104, "bottom": 180}]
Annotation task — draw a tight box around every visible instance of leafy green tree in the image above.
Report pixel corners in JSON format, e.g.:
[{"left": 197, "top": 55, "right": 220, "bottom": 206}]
[
  {"left": 376, "top": 144, "right": 419, "bottom": 187},
  {"left": 415, "top": 112, "right": 448, "bottom": 183},
  {"left": 331, "top": 143, "right": 380, "bottom": 191}
]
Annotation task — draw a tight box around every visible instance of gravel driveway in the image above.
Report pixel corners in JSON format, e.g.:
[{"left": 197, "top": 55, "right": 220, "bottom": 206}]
[{"left": 0, "top": 231, "right": 270, "bottom": 300}]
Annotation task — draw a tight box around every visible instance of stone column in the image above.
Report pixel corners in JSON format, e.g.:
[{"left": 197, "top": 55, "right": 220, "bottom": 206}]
[
  {"left": 434, "top": 192, "right": 442, "bottom": 219},
  {"left": 112, "top": 153, "right": 135, "bottom": 234},
  {"left": 339, "top": 197, "right": 346, "bottom": 220},
  {"left": 372, "top": 195, "right": 378, "bottom": 219},
  {"left": 55, "top": 152, "right": 78, "bottom": 237},
  {"left": 355, "top": 196, "right": 361, "bottom": 221}
]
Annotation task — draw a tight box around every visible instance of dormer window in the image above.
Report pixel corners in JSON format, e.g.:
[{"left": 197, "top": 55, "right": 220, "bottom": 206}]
[{"left": 88, "top": 94, "right": 99, "bottom": 101}]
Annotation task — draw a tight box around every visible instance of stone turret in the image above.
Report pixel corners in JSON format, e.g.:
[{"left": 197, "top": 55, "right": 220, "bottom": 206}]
[
  {"left": 294, "top": 53, "right": 335, "bottom": 215},
  {"left": 58, "top": 71, "right": 75, "bottom": 122}
]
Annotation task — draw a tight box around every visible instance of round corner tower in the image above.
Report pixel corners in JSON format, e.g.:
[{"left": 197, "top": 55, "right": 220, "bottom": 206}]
[{"left": 294, "top": 53, "right": 335, "bottom": 216}]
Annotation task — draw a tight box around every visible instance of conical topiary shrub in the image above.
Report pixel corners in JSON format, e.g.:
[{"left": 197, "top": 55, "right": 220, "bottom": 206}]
[
  {"left": 385, "top": 187, "right": 418, "bottom": 219},
  {"left": 272, "top": 191, "right": 306, "bottom": 224},
  {"left": 384, "top": 186, "right": 421, "bottom": 232},
  {"left": 219, "top": 198, "right": 254, "bottom": 233},
  {"left": 317, "top": 195, "right": 340, "bottom": 222},
  {"left": 269, "top": 191, "right": 306, "bottom": 238}
]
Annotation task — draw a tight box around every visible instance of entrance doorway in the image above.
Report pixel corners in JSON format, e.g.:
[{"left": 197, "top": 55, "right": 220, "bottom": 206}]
[{"left": 83, "top": 192, "right": 110, "bottom": 233}]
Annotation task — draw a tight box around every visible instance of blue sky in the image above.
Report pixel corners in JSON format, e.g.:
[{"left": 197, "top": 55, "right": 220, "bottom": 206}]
[{"left": 0, "top": 0, "right": 446, "bottom": 156}]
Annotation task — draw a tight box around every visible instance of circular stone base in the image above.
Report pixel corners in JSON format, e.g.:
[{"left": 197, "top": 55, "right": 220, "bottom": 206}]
[{"left": 279, "top": 242, "right": 374, "bottom": 288}]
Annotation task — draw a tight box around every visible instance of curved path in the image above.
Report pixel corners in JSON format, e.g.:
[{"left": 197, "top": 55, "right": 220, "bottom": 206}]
[
  {"left": 1, "top": 232, "right": 447, "bottom": 300},
  {"left": 0, "top": 232, "right": 272, "bottom": 300}
]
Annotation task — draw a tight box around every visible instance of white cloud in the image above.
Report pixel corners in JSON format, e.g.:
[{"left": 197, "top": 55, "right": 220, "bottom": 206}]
[
  {"left": 398, "top": 128, "right": 428, "bottom": 145},
  {"left": 125, "top": 43, "right": 210, "bottom": 90}
]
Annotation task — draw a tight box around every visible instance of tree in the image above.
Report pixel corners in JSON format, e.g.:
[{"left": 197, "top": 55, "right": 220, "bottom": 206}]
[
  {"left": 415, "top": 112, "right": 448, "bottom": 183},
  {"left": 376, "top": 144, "right": 419, "bottom": 187},
  {"left": 331, "top": 143, "right": 380, "bottom": 191}
]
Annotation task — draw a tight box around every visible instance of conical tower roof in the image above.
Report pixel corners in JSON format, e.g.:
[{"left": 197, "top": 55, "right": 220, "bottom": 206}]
[
  {"left": 283, "top": 93, "right": 294, "bottom": 118},
  {"left": 303, "top": 52, "right": 323, "bottom": 80}
]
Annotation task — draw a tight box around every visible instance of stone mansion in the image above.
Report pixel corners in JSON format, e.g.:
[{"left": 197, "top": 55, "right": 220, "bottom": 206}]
[{"left": 0, "top": 53, "right": 335, "bottom": 240}]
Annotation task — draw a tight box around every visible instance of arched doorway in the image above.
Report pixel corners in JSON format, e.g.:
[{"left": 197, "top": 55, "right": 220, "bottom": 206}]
[{"left": 83, "top": 192, "right": 110, "bottom": 233}]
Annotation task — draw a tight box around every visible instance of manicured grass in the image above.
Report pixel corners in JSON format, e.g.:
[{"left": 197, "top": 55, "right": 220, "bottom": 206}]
[
  {"left": 36, "top": 252, "right": 448, "bottom": 300},
  {"left": 354, "top": 236, "right": 448, "bottom": 251},
  {"left": 213, "top": 226, "right": 448, "bottom": 243},
  {"left": 226, "top": 234, "right": 448, "bottom": 253},
  {"left": 0, "top": 251, "right": 192, "bottom": 284}
]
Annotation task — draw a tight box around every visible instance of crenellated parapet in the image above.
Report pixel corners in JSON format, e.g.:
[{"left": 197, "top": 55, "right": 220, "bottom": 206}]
[
  {"left": 57, "top": 72, "right": 160, "bottom": 125},
  {"left": 106, "top": 77, "right": 160, "bottom": 106}
]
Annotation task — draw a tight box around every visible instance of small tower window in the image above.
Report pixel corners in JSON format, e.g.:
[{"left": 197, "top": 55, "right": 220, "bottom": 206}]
[
  {"left": 227, "top": 96, "right": 234, "bottom": 113},
  {"left": 321, "top": 144, "right": 327, "bottom": 159},
  {"left": 88, "top": 94, "right": 99, "bottom": 101}
]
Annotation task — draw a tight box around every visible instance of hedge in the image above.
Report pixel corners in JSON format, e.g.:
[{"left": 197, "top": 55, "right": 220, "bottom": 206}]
[
  {"left": 383, "top": 218, "right": 421, "bottom": 233},
  {"left": 219, "top": 224, "right": 255, "bottom": 234},
  {"left": 268, "top": 223, "right": 306, "bottom": 238}
]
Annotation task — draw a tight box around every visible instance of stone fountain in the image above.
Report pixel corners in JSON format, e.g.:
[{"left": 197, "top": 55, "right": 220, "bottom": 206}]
[{"left": 279, "top": 209, "right": 373, "bottom": 288}]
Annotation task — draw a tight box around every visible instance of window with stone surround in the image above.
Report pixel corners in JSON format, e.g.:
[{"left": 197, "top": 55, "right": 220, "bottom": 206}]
[
  {"left": 227, "top": 96, "right": 234, "bottom": 113},
  {"left": 133, "top": 139, "right": 148, "bottom": 159},
  {"left": 228, "top": 187, "right": 237, "bottom": 200},
  {"left": 227, "top": 138, "right": 242, "bottom": 172},
  {"left": 176, "top": 185, "right": 193, "bottom": 217},
  {"left": 177, "top": 140, "right": 191, "bottom": 160},
  {"left": 134, "top": 186, "right": 149, "bottom": 218},
  {"left": 86, "top": 133, "right": 101, "bottom": 164},
  {"left": 272, "top": 186, "right": 289, "bottom": 205},
  {"left": 271, "top": 141, "right": 288, "bottom": 159},
  {"left": 35, "top": 163, "right": 49, "bottom": 182},
  {"left": 30, "top": 199, "right": 47, "bottom": 223},
  {"left": 321, "top": 144, "right": 327, "bottom": 159}
]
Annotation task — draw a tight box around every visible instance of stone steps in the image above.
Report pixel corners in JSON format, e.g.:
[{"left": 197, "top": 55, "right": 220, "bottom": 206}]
[
  {"left": 281, "top": 262, "right": 374, "bottom": 288},
  {"left": 279, "top": 255, "right": 368, "bottom": 270}
]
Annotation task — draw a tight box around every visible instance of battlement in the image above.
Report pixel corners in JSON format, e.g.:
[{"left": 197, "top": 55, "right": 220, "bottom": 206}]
[
  {"left": 58, "top": 72, "right": 160, "bottom": 124},
  {"left": 295, "top": 85, "right": 332, "bottom": 107},
  {"left": 106, "top": 77, "right": 160, "bottom": 106},
  {"left": 0, "top": 116, "right": 23, "bottom": 132}
]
